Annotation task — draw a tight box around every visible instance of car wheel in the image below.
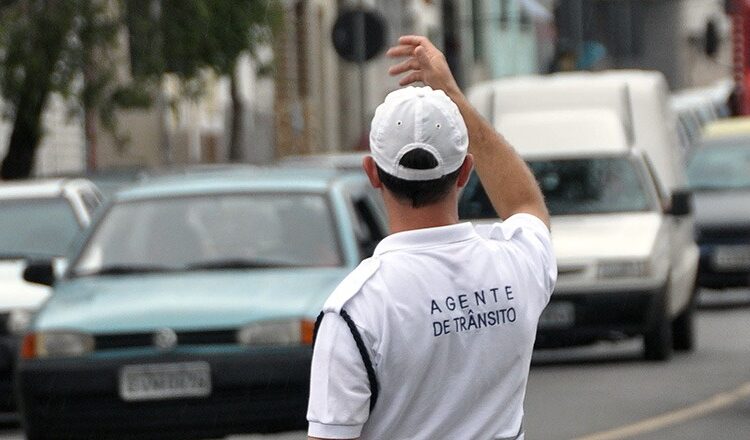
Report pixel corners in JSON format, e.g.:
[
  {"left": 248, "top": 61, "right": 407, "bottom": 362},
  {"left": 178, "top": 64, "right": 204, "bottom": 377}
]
[
  {"left": 643, "top": 294, "right": 673, "bottom": 361},
  {"left": 672, "top": 287, "right": 697, "bottom": 352}
]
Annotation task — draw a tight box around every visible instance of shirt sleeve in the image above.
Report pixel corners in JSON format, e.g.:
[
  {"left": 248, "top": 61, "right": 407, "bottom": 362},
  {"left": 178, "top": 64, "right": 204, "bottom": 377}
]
[
  {"left": 481, "top": 213, "right": 557, "bottom": 307},
  {"left": 307, "top": 312, "right": 371, "bottom": 439}
]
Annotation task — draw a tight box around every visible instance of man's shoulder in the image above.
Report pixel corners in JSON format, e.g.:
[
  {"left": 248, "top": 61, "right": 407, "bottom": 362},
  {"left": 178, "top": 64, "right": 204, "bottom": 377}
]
[
  {"left": 473, "top": 214, "right": 550, "bottom": 243},
  {"left": 322, "top": 257, "right": 381, "bottom": 313}
]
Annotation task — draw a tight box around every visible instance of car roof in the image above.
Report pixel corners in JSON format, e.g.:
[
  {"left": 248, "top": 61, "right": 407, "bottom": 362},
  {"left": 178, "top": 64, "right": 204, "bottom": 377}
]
[
  {"left": 0, "top": 178, "right": 89, "bottom": 200},
  {"left": 702, "top": 117, "right": 750, "bottom": 140},
  {"left": 497, "top": 109, "right": 630, "bottom": 158},
  {"left": 279, "top": 152, "right": 367, "bottom": 172},
  {"left": 115, "top": 167, "right": 366, "bottom": 201}
]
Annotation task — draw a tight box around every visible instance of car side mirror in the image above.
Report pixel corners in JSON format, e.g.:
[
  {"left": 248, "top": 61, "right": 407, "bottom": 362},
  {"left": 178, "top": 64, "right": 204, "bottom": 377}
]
[
  {"left": 668, "top": 190, "right": 692, "bottom": 216},
  {"left": 23, "top": 259, "right": 56, "bottom": 286}
]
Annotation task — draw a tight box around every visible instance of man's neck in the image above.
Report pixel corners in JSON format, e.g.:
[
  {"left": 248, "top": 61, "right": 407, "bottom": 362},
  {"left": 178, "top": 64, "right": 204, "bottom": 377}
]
[{"left": 383, "top": 192, "right": 460, "bottom": 234}]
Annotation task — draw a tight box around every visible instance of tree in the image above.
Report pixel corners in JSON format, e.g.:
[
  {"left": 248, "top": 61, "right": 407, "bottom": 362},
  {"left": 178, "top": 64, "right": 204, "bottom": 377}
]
[
  {"left": 0, "top": 0, "right": 279, "bottom": 180},
  {"left": 126, "top": 0, "right": 280, "bottom": 162},
  {"left": 0, "top": 1, "right": 77, "bottom": 179},
  {"left": 0, "top": 0, "right": 122, "bottom": 180}
]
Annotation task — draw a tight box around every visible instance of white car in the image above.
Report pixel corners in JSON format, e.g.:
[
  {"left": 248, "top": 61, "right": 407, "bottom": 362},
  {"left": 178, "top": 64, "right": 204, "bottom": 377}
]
[
  {"left": 462, "top": 71, "right": 699, "bottom": 361},
  {"left": 0, "top": 178, "right": 100, "bottom": 413}
]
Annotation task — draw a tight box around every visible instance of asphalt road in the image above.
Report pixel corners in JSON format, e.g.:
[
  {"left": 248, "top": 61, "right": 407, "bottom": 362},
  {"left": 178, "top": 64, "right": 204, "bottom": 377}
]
[{"left": 1, "top": 290, "right": 748, "bottom": 440}]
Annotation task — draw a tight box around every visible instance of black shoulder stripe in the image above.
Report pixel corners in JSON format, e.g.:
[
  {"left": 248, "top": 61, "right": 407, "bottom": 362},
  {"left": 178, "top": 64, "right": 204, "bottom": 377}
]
[
  {"left": 339, "top": 309, "right": 380, "bottom": 412},
  {"left": 312, "top": 311, "right": 325, "bottom": 350},
  {"left": 311, "top": 309, "right": 380, "bottom": 412}
]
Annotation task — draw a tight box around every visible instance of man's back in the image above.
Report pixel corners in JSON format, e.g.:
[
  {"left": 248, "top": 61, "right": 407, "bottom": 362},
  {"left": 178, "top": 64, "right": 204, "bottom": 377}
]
[
  {"left": 308, "top": 215, "right": 555, "bottom": 440},
  {"left": 308, "top": 35, "right": 554, "bottom": 440}
]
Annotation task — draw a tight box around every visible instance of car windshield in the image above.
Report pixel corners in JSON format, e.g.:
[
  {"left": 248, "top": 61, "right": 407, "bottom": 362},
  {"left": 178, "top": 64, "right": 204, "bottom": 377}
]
[
  {"left": 459, "top": 156, "right": 652, "bottom": 217},
  {"left": 72, "top": 192, "right": 342, "bottom": 276},
  {"left": 0, "top": 197, "right": 81, "bottom": 259},
  {"left": 687, "top": 143, "right": 750, "bottom": 190}
]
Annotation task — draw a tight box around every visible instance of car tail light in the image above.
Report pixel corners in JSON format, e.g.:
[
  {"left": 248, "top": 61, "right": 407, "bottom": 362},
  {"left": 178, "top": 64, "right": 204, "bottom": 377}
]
[
  {"left": 20, "top": 333, "right": 36, "bottom": 360},
  {"left": 300, "top": 320, "right": 316, "bottom": 345}
]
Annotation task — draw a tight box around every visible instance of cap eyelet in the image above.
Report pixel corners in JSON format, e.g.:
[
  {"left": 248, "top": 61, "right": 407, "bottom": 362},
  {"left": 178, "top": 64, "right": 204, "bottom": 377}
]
[
  {"left": 436, "top": 123, "right": 441, "bottom": 129},
  {"left": 397, "top": 121, "right": 403, "bottom": 126}
]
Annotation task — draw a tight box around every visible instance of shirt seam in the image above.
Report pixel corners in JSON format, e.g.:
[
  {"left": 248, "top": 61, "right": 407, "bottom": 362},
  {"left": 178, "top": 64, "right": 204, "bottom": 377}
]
[{"left": 375, "top": 235, "right": 482, "bottom": 256}]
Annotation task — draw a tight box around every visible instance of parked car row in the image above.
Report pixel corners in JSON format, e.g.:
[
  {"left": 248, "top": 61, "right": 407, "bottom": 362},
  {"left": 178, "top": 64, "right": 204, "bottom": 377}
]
[
  {"left": 0, "top": 179, "right": 101, "bottom": 415},
  {"left": 671, "top": 80, "right": 733, "bottom": 160}
]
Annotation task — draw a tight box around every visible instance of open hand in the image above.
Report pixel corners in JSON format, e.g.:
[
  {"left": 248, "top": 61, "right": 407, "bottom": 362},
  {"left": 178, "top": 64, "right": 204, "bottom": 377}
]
[{"left": 386, "top": 35, "right": 461, "bottom": 97}]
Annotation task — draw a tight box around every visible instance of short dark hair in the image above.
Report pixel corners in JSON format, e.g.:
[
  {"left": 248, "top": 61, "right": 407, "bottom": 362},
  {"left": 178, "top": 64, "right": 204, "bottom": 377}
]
[{"left": 376, "top": 148, "right": 462, "bottom": 208}]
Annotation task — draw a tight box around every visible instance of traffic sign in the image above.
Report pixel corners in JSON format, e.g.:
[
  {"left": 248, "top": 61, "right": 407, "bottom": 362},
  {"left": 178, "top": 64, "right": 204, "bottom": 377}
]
[{"left": 332, "top": 8, "right": 388, "bottom": 63}]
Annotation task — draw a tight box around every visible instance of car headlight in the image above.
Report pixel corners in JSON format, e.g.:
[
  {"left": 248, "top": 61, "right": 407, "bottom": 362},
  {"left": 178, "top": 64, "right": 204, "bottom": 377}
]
[
  {"left": 21, "top": 331, "right": 95, "bottom": 359},
  {"left": 236, "top": 319, "right": 316, "bottom": 346},
  {"left": 7, "top": 309, "right": 34, "bottom": 335},
  {"left": 597, "top": 260, "right": 651, "bottom": 279}
]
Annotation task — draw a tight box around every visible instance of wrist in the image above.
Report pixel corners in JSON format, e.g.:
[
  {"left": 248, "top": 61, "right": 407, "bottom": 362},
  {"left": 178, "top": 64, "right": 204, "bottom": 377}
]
[{"left": 443, "top": 82, "right": 462, "bottom": 102}]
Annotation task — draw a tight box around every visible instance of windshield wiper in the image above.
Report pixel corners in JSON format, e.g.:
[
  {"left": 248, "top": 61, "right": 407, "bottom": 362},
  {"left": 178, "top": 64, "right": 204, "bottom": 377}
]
[
  {"left": 75, "top": 264, "right": 180, "bottom": 277},
  {"left": 186, "top": 258, "right": 294, "bottom": 270}
]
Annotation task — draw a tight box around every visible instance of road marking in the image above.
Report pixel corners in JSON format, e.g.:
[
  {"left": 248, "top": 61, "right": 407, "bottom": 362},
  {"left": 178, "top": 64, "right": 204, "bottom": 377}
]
[{"left": 573, "top": 381, "right": 750, "bottom": 440}]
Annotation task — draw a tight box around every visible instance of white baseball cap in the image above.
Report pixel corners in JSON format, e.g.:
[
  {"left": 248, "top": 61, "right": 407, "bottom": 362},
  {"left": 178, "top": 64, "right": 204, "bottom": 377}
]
[{"left": 369, "top": 86, "right": 469, "bottom": 181}]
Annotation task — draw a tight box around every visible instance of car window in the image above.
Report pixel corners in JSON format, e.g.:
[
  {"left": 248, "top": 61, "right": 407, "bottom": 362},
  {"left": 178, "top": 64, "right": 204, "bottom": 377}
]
[
  {"left": 687, "top": 143, "right": 750, "bottom": 190},
  {"left": 73, "top": 192, "right": 343, "bottom": 275},
  {"left": 0, "top": 197, "right": 81, "bottom": 258},
  {"left": 460, "top": 156, "right": 653, "bottom": 218}
]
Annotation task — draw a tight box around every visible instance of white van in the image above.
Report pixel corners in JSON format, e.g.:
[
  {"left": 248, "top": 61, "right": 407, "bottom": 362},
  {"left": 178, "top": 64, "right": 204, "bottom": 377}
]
[{"left": 460, "top": 71, "right": 699, "bottom": 361}]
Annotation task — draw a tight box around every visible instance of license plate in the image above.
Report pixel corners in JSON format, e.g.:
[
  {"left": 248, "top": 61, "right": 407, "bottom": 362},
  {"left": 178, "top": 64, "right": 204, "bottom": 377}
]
[
  {"left": 538, "top": 302, "right": 575, "bottom": 329},
  {"left": 119, "top": 362, "right": 212, "bottom": 402},
  {"left": 713, "top": 246, "right": 750, "bottom": 271}
]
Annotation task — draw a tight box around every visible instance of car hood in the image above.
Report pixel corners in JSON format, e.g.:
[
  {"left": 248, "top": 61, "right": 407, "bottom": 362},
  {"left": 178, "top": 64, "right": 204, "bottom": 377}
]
[
  {"left": 692, "top": 189, "right": 750, "bottom": 229},
  {"left": 0, "top": 260, "right": 50, "bottom": 311},
  {"left": 549, "top": 212, "right": 662, "bottom": 261},
  {"left": 35, "top": 268, "right": 350, "bottom": 333}
]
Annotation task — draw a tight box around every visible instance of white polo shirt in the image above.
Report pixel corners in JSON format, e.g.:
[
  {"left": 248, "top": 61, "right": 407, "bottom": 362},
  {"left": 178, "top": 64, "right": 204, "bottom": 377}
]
[{"left": 307, "top": 213, "right": 556, "bottom": 440}]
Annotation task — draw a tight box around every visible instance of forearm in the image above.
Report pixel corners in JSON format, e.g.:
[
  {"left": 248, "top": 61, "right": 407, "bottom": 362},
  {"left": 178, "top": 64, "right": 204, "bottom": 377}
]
[{"left": 448, "top": 91, "right": 550, "bottom": 227}]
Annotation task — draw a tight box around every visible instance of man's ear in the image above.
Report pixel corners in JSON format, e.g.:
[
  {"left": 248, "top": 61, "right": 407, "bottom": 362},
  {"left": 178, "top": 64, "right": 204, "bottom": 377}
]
[
  {"left": 456, "top": 154, "right": 474, "bottom": 189},
  {"left": 363, "top": 156, "right": 382, "bottom": 189}
]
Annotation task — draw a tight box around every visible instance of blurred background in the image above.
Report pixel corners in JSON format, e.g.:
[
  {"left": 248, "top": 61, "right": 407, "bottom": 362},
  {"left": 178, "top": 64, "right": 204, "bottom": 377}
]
[
  {"left": 0, "top": 0, "right": 737, "bottom": 179},
  {"left": 1, "top": 1, "right": 750, "bottom": 440}
]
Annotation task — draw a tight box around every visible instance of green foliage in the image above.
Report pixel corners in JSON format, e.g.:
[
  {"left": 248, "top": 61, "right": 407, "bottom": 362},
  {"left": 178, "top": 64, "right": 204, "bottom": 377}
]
[
  {"left": 0, "top": 0, "right": 281, "bottom": 176},
  {"left": 127, "top": 0, "right": 282, "bottom": 78}
]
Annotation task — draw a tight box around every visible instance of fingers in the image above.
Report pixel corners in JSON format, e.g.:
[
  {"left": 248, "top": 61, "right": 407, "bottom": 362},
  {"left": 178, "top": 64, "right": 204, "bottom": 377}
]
[
  {"left": 388, "top": 57, "right": 420, "bottom": 76},
  {"left": 398, "top": 35, "right": 430, "bottom": 48},
  {"left": 388, "top": 36, "right": 437, "bottom": 86},
  {"left": 387, "top": 35, "right": 434, "bottom": 58},
  {"left": 399, "top": 71, "right": 423, "bottom": 87},
  {"left": 386, "top": 44, "right": 415, "bottom": 58}
]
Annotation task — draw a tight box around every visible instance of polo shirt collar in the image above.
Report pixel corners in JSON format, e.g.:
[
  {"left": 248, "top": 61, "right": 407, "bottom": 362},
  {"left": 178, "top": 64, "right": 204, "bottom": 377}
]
[{"left": 374, "top": 222, "right": 479, "bottom": 256}]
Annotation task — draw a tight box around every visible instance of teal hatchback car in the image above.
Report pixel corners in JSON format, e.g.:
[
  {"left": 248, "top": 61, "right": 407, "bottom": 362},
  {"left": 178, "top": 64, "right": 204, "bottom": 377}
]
[{"left": 17, "top": 168, "right": 387, "bottom": 440}]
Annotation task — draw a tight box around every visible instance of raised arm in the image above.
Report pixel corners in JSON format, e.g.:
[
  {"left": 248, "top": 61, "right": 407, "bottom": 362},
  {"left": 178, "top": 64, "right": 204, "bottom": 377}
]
[{"left": 387, "top": 35, "right": 550, "bottom": 228}]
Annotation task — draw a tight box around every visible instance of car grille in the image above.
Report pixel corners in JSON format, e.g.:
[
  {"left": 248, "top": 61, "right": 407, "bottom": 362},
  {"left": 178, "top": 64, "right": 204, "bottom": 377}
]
[
  {"left": 697, "top": 226, "right": 750, "bottom": 245},
  {"left": 95, "top": 329, "right": 237, "bottom": 350},
  {"left": 0, "top": 313, "right": 8, "bottom": 336}
]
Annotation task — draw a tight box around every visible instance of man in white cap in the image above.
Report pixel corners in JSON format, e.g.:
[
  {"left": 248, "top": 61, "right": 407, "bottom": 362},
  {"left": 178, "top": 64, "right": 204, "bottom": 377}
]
[{"left": 307, "top": 36, "right": 556, "bottom": 440}]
